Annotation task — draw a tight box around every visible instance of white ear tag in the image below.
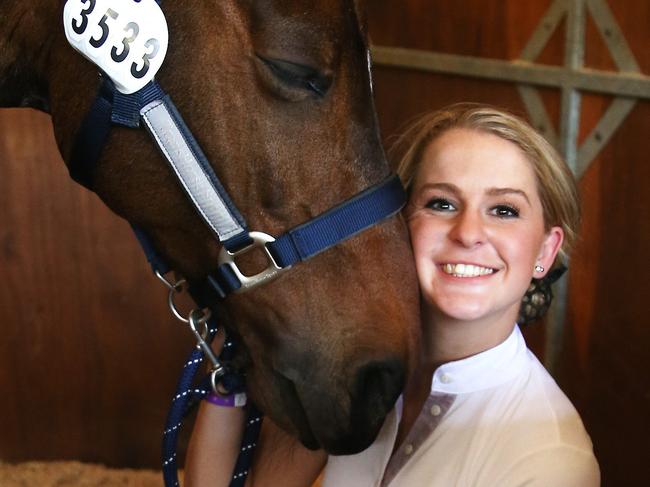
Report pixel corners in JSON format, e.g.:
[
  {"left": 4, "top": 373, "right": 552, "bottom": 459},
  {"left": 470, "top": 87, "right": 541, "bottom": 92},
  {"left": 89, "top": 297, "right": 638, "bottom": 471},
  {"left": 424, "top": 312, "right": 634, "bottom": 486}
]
[{"left": 64, "top": 0, "right": 169, "bottom": 94}]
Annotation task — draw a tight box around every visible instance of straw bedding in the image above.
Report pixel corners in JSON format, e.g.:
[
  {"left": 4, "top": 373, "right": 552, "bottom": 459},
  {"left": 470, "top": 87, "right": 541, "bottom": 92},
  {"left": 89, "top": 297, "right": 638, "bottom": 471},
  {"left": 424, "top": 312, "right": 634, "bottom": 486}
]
[{"left": 0, "top": 461, "right": 173, "bottom": 486}]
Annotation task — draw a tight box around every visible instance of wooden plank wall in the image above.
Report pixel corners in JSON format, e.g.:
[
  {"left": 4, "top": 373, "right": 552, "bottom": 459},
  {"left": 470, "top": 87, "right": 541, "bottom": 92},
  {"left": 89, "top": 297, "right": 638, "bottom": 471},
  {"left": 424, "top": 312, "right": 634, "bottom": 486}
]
[
  {"left": 0, "top": 109, "right": 191, "bottom": 467},
  {"left": 368, "top": 1, "right": 649, "bottom": 486},
  {"left": 0, "top": 1, "right": 648, "bottom": 484}
]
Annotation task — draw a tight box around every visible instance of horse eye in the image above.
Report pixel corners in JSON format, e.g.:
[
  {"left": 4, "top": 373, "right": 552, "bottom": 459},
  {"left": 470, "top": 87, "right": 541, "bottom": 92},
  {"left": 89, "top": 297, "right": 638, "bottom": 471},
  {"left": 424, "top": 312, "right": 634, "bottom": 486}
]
[{"left": 256, "top": 55, "right": 332, "bottom": 98}]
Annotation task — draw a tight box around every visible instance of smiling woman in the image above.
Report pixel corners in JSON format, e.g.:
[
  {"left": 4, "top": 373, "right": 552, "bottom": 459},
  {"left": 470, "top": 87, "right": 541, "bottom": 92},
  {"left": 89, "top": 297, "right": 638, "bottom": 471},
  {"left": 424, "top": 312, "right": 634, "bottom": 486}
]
[
  {"left": 405, "top": 127, "right": 563, "bottom": 347},
  {"left": 320, "top": 104, "right": 600, "bottom": 486}
]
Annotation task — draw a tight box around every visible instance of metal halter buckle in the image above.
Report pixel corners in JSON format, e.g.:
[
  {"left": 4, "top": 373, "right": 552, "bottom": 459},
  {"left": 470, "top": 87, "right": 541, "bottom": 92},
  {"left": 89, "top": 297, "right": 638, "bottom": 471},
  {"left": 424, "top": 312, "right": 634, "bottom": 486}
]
[{"left": 218, "top": 231, "right": 291, "bottom": 292}]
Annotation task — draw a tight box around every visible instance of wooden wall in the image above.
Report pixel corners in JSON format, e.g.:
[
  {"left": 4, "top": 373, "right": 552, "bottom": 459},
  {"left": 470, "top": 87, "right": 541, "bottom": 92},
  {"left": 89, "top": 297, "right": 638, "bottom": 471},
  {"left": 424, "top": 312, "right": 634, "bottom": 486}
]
[
  {"left": 0, "top": 1, "right": 648, "bottom": 484},
  {"left": 0, "top": 109, "right": 190, "bottom": 467}
]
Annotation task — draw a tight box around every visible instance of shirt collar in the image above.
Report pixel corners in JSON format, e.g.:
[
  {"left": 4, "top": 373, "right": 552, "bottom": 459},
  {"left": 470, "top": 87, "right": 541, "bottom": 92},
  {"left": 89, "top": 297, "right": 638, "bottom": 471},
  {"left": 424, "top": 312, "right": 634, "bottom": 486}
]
[{"left": 430, "top": 325, "right": 530, "bottom": 394}]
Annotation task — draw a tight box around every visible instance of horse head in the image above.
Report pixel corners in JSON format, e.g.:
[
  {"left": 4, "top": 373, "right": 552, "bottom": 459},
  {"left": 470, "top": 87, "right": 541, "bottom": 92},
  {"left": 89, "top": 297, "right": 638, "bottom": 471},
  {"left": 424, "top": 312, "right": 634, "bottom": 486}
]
[{"left": 0, "top": 0, "right": 420, "bottom": 454}]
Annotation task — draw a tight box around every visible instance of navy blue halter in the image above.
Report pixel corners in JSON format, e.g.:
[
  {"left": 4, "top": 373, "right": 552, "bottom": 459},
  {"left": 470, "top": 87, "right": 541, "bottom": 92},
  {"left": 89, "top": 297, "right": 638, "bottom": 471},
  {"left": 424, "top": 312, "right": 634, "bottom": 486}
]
[{"left": 69, "top": 77, "right": 406, "bottom": 298}]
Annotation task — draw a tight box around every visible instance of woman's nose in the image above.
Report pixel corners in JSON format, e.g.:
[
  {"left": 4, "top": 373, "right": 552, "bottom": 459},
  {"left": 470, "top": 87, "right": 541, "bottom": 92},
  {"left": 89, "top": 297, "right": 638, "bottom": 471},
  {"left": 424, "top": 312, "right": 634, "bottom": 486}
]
[{"left": 449, "top": 210, "right": 487, "bottom": 247}]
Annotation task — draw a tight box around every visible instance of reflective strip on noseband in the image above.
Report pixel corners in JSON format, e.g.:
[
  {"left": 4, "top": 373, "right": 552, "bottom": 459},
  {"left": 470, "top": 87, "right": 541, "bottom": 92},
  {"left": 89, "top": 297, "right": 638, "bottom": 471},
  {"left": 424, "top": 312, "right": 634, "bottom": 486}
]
[{"left": 141, "top": 98, "right": 246, "bottom": 242}]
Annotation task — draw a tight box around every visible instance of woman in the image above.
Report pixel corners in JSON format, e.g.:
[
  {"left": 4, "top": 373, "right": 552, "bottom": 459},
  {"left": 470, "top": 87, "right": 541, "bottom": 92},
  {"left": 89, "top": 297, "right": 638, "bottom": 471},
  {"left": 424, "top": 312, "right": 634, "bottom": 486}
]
[{"left": 186, "top": 103, "right": 600, "bottom": 486}]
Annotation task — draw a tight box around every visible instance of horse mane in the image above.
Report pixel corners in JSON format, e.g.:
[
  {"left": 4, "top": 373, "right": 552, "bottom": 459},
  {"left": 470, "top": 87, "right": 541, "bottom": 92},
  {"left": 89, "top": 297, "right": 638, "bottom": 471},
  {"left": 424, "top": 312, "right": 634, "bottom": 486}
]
[
  {"left": 0, "top": 59, "right": 50, "bottom": 112},
  {"left": 0, "top": 2, "right": 55, "bottom": 111}
]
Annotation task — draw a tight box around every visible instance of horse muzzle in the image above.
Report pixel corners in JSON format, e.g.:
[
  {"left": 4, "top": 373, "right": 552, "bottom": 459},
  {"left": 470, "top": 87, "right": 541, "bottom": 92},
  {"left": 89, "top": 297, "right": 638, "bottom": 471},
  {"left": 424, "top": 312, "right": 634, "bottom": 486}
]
[{"left": 271, "top": 356, "right": 405, "bottom": 455}]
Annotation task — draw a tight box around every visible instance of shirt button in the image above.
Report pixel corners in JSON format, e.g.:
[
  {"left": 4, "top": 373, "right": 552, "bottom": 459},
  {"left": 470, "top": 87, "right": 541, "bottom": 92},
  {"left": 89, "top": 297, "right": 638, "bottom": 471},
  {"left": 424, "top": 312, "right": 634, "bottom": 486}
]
[
  {"left": 440, "top": 373, "right": 452, "bottom": 384},
  {"left": 430, "top": 404, "right": 442, "bottom": 416},
  {"left": 404, "top": 444, "right": 414, "bottom": 455}
]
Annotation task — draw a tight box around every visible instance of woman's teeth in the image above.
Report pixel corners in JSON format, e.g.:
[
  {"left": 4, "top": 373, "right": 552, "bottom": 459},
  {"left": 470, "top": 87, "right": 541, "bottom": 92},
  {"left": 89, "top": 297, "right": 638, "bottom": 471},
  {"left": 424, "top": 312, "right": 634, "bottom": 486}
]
[{"left": 442, "top": 263, "right": 494, "bottom": 277}]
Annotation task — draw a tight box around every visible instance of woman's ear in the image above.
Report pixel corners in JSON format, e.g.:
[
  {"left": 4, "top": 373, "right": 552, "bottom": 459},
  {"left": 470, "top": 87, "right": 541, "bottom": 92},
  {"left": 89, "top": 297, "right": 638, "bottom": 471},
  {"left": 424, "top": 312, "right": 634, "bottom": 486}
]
[{"left": 535, "top": 226, "right": 564, "bottom": 278}]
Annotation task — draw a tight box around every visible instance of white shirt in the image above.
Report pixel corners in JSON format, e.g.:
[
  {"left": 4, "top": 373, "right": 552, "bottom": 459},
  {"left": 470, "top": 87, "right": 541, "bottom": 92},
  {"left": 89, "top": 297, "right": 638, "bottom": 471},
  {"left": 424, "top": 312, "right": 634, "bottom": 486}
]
[{"left": 323, "top": 326, "right": 600, "bottom": 486}]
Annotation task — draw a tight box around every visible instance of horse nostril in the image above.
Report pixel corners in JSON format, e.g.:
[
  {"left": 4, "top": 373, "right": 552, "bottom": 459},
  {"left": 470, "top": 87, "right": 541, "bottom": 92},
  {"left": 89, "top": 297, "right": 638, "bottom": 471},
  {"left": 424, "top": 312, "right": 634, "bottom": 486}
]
[{"left": 352, "top": 358, "right": 405, "bottom": 422}]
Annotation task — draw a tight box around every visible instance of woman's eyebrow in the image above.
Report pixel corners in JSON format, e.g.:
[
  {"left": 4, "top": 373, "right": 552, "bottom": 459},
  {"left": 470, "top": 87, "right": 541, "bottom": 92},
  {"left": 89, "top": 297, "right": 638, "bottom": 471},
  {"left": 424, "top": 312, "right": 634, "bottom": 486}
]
[
  {"left": 486, "top": 187, "right": 531, "bottom": 205},
  {"left": 416, "top": 182, "right": 460, "bottom": 194}
]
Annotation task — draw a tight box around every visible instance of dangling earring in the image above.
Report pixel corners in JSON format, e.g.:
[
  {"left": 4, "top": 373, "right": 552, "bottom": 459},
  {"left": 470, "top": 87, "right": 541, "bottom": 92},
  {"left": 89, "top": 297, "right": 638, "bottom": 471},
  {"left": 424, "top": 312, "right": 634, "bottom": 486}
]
[{"left": 534, "top": 264, "right": 545, "bottom": 273}]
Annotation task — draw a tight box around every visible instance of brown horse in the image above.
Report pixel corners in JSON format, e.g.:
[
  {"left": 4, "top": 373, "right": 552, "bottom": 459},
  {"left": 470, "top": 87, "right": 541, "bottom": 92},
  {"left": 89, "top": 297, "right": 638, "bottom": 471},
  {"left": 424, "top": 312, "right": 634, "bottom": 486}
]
[{"left": 0, "top": 0, "right": 419, "bottom": 455}]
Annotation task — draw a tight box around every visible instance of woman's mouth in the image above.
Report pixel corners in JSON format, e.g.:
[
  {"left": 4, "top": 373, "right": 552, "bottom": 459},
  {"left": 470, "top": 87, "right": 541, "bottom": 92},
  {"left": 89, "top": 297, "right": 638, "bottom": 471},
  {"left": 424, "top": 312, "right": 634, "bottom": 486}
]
[{"left": 440, "top": 263, "right": 496, "bottom": 278}]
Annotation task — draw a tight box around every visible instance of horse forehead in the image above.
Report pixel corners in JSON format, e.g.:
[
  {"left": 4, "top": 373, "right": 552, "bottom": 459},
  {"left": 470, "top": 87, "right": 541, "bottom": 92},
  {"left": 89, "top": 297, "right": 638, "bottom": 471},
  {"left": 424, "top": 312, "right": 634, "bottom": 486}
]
[
  {"left": 252, "top": 0, "right": 353, "bottom": 16},
  {"left": 250, "top": 0, "right": 364, "bottom": 66},
  {"left": 251, "top": 0, "right": 360, "bottom": 33}
]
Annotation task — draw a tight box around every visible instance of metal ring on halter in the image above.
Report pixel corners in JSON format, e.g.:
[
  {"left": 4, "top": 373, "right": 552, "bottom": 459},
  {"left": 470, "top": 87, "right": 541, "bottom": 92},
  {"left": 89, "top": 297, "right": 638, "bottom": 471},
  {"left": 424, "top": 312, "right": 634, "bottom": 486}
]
[
  {"left": 155, "top": 269, "right": 181, "bottom": 292},
  {"left": 166, "top": 279, "right": 211, "bottom": 325},
  {"left": 218, "top": 231, "right": 290, "bottom": 293}
]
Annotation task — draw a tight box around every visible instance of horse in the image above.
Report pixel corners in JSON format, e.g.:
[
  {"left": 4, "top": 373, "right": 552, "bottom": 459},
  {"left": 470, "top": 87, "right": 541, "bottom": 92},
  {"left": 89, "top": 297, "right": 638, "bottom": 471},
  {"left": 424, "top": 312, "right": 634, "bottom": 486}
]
[{"left": 0, "top": 0, "right": 420, "bottom": 457}]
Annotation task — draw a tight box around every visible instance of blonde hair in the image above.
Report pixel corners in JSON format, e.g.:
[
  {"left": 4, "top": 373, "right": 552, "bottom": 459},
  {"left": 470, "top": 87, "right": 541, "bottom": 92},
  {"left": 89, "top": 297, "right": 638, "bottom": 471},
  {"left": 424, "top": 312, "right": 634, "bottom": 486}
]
[{"left": 392, "top": 103, "right": 580, "bottom": 264}]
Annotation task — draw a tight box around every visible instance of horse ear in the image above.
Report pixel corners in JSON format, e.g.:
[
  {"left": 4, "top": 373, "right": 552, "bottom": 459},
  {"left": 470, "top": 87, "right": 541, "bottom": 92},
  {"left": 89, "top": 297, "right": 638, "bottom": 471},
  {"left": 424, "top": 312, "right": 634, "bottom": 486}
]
[{"left": 0, "top": 60, "right": 50, "bottom": 113}]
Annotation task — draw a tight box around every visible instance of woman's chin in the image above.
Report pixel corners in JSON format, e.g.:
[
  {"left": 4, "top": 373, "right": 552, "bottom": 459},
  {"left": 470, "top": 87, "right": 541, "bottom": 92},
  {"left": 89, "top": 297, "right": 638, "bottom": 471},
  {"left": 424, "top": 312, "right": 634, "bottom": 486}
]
[{"left": 427, "top": 296, "right": 491, "bottom": 323}]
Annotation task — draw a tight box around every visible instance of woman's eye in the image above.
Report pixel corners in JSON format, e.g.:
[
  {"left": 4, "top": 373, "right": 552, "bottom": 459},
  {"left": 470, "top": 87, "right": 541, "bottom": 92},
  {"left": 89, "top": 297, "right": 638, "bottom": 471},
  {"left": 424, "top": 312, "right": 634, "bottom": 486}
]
[
  {"left": 257, "top": 55, "right": 332, "bottom": 97},
  {"left": 426, "top": 198, "right": 456, "bottom": 212},
  {"left": 491, "top": 205, "right": 520, "bottom": 218}
]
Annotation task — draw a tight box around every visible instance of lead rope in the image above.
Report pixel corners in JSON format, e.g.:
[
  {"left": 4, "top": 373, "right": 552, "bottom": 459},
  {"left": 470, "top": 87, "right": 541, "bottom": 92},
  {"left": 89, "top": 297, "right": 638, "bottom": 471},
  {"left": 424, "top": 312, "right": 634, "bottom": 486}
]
[
  {"left": 132, "top": 226, "right": 261, "bottom": 486},
  {"left": 157, "top": 272, "right": 263, "bottom": 487}
]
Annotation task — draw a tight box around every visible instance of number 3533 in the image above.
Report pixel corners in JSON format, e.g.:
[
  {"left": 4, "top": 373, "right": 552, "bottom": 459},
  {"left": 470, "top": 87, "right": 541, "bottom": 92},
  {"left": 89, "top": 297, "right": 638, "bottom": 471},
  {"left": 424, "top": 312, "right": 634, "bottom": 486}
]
[{"left": 64, "top": 0, "right": 169, "bottom": 94}]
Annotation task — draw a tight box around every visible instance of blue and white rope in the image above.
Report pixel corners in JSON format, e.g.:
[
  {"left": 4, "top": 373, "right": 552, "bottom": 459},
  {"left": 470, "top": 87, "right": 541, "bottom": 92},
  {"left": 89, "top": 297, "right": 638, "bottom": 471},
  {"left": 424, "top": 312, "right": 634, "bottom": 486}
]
[{"left": 161, "top": 321, "right": 262, "bottom": 487}]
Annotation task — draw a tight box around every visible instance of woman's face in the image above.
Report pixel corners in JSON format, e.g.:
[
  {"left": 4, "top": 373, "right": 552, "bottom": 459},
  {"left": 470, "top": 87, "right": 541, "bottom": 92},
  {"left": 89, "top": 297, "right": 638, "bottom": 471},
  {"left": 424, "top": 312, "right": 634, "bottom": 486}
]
[{"left": 405, "top": 128, "right": 563, "bottom": 326}]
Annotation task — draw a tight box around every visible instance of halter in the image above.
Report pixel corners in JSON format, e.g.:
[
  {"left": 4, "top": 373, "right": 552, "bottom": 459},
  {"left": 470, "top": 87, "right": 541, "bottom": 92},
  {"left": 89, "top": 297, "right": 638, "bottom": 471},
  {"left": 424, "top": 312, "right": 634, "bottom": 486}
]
[
  {"left": 63, "top": 1, "right": 406, "bottom": 485},
  {"left": 70, "top": 79, "right": 405, "bottom": 294}
]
